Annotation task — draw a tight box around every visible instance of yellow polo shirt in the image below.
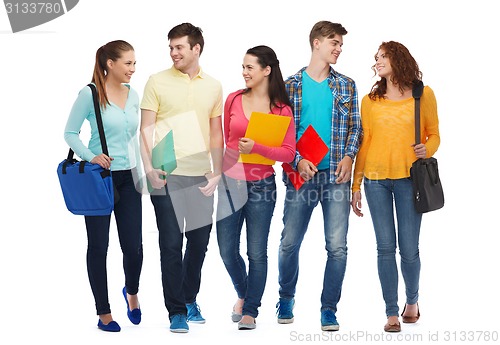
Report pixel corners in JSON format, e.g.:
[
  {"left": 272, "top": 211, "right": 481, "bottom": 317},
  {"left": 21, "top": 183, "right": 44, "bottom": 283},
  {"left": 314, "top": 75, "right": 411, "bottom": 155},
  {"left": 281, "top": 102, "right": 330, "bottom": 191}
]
[{"left": 141, "top": 67, "right": 223, "bottom": 176}]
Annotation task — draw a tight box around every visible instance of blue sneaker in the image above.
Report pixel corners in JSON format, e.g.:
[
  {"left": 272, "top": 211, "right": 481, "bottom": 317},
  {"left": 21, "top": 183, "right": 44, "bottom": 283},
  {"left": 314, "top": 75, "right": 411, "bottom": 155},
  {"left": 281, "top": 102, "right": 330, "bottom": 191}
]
[
  {"left": 276, "top": 297, "right": 294, "bottom": 324},
  {"left": 321, "top": 309, "right": 339, "bottom": 331},
  {"left": 186, "top": 302, "right": 206, "bottom": 324},
  {"left": 170, "top": 314, "right": 189, "bottom": 333}
]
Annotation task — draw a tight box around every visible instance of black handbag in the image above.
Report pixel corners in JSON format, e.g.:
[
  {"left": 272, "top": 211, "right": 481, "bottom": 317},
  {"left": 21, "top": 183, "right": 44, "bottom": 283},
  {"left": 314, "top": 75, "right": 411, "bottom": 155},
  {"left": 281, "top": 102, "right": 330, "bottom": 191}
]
[
  {"left": 409, "top": 81, "right": 444, "bottom": 213},
  {"left": 57, "top": 83, "right": 115, "bottom": 216}
]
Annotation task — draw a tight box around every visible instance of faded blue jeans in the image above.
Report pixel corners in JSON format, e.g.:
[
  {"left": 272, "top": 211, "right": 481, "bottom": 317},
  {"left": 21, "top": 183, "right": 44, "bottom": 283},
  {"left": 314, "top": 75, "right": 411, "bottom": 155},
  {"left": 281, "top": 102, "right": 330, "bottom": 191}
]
[
  {"left": 364, "top": 177, "right": 422, "bottom": 317},
  {"left": 216, "top": 174, "right": 276, "bottom": 318},
  {"left": 278, "top": 170, "right": 350, "bottom": 313}
]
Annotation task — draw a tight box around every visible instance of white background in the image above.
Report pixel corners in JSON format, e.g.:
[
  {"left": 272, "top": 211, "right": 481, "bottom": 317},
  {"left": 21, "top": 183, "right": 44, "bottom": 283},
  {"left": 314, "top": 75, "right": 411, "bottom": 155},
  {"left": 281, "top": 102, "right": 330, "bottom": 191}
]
[{"left": 1, "top": 0, "right": 499, "bottom": 344}]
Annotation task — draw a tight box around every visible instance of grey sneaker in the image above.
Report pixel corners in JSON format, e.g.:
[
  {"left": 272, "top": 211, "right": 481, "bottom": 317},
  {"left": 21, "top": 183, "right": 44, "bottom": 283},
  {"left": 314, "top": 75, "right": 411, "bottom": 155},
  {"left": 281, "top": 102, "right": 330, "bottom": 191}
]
[
  {"left": 238, "top": 319, "right": 256, "bottom": 330},
  {"left": 276, "top": 297, "right": 295, "bottom": 324},
  {"left": 321, "top": 309, "right": 339, "bottom": 331},
  {"left": 231, "top": 309, "right": 243, "bottom": 322}
]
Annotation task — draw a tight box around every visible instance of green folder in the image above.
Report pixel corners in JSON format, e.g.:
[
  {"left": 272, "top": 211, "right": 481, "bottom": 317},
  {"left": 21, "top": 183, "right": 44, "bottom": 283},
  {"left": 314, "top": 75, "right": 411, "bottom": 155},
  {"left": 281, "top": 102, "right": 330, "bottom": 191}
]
[
  {"left": 147, "top": 130, "right": 176, "bottom": 193},
  {"left": 152, "top": 130, "right": 177, "bottom": 175}
]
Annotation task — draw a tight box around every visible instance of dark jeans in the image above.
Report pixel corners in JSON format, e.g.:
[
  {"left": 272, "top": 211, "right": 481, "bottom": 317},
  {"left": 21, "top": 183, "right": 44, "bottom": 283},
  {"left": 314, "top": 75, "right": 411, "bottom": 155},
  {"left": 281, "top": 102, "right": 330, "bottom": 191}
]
[
  {"left": 150, "top": 175, "right": 213, "bottom": 319},
  {"left": 85, "top": 169, "right": 143, "bottom": 315}
]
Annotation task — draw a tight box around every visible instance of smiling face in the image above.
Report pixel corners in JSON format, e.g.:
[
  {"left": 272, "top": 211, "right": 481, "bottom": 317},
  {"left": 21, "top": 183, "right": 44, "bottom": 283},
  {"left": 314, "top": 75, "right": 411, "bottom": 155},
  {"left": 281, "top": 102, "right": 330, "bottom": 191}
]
[
  {"left": 375, "top": 49, "right": 393, "bottom": 79},
  {"left": 169, "top": 35, "right": 199, "bottom": 74},
  {"left": 242, "top": 54, "right": 270, "bottom": 89},
  {"left": 315, "top": 34, "right": 343, "bottom": 65},
  {"left": 107, "top": 49, "right": 136, "bottom": 83}
]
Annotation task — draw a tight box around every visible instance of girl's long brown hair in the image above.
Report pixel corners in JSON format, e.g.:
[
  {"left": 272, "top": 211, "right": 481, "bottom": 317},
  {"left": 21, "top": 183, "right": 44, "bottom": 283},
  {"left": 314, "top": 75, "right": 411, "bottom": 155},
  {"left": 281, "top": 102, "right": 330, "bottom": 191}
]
[
  {"left": 243, "top": 45, "right": 292, "bottom": 111},
  {"left": 92, "top": 40, "right": 134, "bottom": 108}
]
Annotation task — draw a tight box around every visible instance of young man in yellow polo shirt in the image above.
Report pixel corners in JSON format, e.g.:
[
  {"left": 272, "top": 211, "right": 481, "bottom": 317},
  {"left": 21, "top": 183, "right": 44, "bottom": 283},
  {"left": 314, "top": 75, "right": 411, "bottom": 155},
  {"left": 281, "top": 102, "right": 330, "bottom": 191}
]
[{"left": 140, "top": 22, "right": 223, "bottom": 333}]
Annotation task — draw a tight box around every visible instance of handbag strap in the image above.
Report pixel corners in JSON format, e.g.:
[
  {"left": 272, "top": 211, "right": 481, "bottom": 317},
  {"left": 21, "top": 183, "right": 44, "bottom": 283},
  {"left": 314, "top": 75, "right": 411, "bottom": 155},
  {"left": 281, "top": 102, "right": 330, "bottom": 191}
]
[
  {"left": 412, "top": 80, "right": 424, "bottom": 145},
  {"left": 66, "top": 83, "right": 109, "bottom": 160},
  {"left": 221, "top": 173, "right": 237, "bottom": 214}
]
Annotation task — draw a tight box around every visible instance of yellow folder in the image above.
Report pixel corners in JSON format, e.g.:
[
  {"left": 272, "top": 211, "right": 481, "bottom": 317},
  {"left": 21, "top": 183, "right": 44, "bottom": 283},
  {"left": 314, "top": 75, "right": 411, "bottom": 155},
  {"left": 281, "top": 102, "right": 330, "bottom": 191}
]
[{"left": 238, "top": 111, "right": 291, "bottom": 165}]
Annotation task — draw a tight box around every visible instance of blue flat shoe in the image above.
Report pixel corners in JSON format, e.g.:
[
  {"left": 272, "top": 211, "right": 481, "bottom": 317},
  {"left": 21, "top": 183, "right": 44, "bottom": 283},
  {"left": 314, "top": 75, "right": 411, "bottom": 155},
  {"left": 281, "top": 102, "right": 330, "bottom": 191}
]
[
  {"left": 122, "top": 287, "right": 141, "bottom": 325},
  {"left": 97, "top": 319, "right": 121, "bottom": 332}
]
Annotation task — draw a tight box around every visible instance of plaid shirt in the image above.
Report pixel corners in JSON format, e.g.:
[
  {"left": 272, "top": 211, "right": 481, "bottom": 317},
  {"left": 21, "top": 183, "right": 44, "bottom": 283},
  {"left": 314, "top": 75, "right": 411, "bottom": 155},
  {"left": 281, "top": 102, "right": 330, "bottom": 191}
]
[{"left": 285, "top": 67, "right": 362, "bottom": 183}]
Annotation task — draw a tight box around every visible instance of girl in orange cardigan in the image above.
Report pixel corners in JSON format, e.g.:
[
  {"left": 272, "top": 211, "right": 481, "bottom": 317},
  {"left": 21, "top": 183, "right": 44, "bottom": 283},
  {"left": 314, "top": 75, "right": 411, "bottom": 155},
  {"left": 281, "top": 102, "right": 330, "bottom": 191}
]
[{"left": 351, "top": 41, "right": 440, "bottom": 333}]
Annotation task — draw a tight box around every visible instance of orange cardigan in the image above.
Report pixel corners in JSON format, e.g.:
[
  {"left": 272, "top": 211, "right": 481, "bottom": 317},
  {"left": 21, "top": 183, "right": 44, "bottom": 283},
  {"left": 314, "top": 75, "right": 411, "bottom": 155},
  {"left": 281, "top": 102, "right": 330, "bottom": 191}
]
[{"left": 352, "top": 86, "right": 440, "bottom": 192}]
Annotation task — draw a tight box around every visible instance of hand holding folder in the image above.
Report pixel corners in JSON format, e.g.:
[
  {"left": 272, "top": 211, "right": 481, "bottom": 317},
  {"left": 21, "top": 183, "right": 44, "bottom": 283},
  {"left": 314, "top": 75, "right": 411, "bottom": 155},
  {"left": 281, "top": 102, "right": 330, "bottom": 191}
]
[
  {"left": 238, "top": 111, "right": 291, "bottom": 165},
  {"left": 282, "top": 125, "right": 328, "bottom": 190},
  {"left": 147, "top": 130, "right": 177, "bottom": 192}
]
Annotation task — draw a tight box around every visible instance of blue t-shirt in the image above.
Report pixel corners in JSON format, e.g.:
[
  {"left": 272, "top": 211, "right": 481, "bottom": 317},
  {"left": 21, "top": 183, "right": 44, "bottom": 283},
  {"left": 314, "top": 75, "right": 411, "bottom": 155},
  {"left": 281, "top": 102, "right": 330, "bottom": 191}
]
[{"left": 300, "top": 71, "right": 333, "bottom": 170}]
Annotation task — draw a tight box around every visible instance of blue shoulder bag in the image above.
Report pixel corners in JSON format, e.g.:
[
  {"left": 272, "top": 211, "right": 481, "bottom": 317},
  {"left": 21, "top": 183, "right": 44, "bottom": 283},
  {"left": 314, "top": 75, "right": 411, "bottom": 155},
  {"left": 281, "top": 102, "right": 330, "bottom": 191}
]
[{"left": 57, "top": 83, "right": 115, "bottom": 216}]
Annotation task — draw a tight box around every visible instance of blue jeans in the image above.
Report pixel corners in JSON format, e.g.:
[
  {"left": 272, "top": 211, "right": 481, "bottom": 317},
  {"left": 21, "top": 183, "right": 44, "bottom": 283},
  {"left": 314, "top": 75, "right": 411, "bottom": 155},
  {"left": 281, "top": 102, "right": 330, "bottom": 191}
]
[
  {"left": 364, "top": 178, "right": 422, "bottom": 317},
  {"left": 150, "top": 175, "right": 213, "bottom": 318},
  {"left": 85, "top": 169, "right": 143, "bottom": 315},
  {"left": 278, "top": 170, "right": 350, "bottom": 312},
  {"left": 216, "top": 174, "right": 276, "bottom": 318}
]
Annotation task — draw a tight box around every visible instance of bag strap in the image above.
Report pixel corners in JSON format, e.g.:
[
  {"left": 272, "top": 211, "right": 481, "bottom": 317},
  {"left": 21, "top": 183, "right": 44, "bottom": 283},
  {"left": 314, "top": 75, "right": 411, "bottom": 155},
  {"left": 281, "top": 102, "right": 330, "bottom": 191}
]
[
  {"left": 221, "top": 174, "right": 236, "bottom": 215},
  {"left": 88, "top": 83, "right": 109, "bottom": 156},
  {"left": 412, "top": 80, "right": 424, "bottom": 145},
  {"left": 66, "top": 84, "right": 109, "bottom": 160}
]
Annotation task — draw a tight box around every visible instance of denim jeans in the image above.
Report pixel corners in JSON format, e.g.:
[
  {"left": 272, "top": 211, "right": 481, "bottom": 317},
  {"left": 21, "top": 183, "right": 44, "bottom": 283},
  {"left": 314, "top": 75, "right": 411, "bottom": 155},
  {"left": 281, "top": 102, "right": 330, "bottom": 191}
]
[
  {"left": 364, "top": 178, "right": 422, "bottom": 317},
  {"left": 278, "top": 170, "right": 350, "bottom": 313},
  {"left": 216, "top": 174, "right": 276, "bottom": 318},
  {"left": 84, "top": 169, "right": 143, "bottom": 315},
  {"left": 150, "top": 175, "right": 213, "bottom": 318}
]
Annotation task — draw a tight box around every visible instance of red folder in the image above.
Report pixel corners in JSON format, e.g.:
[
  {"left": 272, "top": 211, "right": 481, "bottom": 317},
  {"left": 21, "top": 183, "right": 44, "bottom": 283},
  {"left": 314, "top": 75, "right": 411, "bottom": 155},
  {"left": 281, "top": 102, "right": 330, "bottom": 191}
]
[{"left": 282, "top": 125, "right": 328, "bottom": 190}]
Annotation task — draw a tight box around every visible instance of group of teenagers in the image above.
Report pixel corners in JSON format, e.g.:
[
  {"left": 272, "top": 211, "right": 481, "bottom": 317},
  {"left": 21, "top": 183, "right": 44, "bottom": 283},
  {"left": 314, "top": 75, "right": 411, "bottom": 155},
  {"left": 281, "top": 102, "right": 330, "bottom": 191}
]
[{"left": 64, "top": 20, "right": 440, "bottom": 334}]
